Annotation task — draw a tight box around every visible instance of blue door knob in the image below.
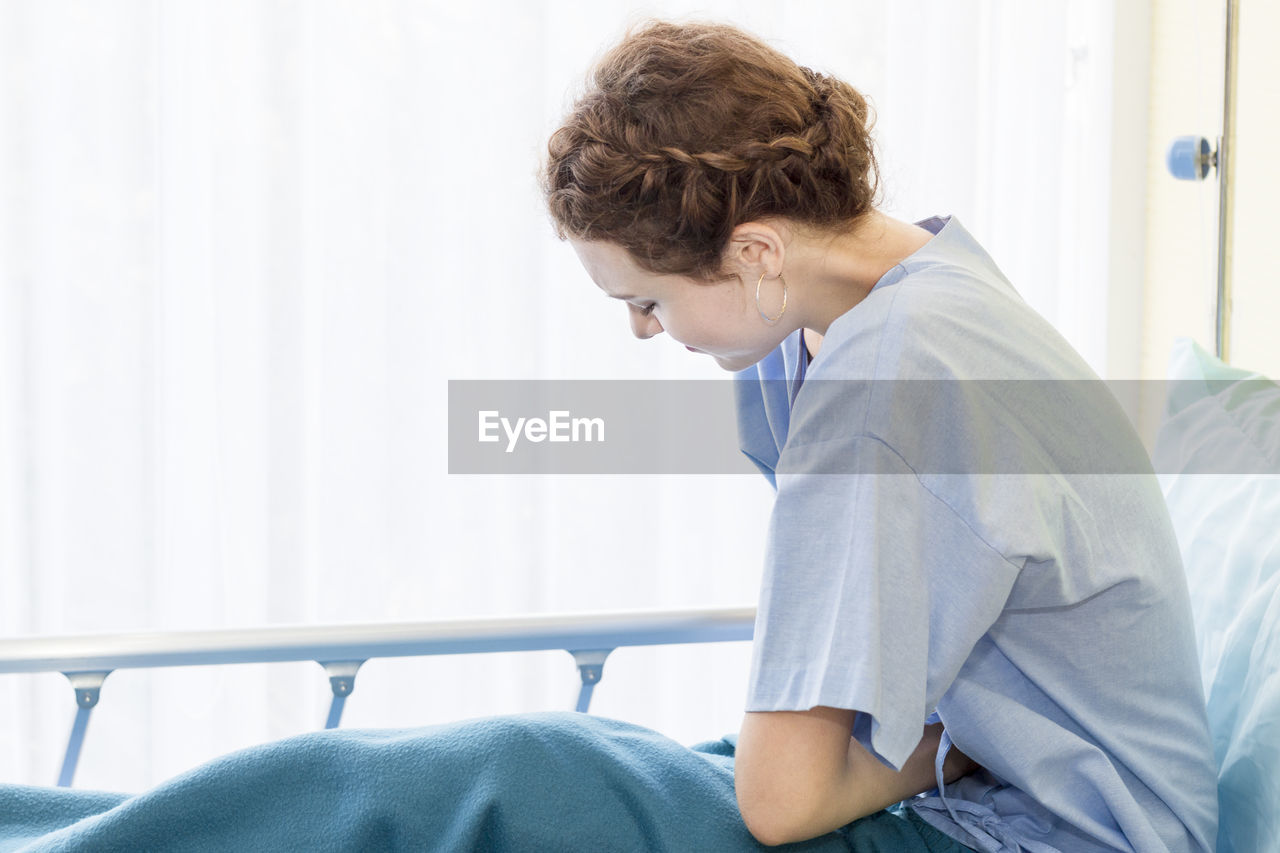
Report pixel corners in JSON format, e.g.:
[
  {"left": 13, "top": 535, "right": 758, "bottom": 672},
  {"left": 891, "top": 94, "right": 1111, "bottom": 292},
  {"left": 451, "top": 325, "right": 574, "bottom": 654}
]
[{"left": 1166, "top": 135, "right": 1214, "bottom": 180}]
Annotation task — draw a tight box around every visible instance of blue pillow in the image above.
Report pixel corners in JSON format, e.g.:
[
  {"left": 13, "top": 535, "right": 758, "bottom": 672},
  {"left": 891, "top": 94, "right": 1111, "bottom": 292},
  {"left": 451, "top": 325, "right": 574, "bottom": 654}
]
[{"left": 1153, "top": 338, "right": 1280, "bottom": 853}]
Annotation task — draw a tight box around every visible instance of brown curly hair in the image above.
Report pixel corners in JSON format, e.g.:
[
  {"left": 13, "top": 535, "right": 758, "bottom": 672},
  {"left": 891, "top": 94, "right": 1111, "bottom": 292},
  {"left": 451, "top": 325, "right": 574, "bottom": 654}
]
[{"left": 543, "top": 20, "right": 880, "bottom": 281}]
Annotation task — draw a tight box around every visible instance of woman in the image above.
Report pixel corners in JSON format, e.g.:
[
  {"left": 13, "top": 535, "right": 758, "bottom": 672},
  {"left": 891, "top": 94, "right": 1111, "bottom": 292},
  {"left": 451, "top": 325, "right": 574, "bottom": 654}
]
[{"left": 544, "top": 20, "right": 1217, "bottom": 852}]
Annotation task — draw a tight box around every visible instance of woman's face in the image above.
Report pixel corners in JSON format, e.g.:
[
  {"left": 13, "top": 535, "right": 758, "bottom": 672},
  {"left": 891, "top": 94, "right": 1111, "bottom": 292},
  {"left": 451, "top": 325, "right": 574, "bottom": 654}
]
[{"left": 569, "top": 239, "right": 791, "bottom": 372}]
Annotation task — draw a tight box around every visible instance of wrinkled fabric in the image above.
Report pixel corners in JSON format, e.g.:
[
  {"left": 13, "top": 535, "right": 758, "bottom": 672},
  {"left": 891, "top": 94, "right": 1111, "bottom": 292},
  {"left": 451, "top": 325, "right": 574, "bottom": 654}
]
[
  {"left": 1155, "top": 337, "right": 1280, "bottom": 853},
  {"left": 736, "top": 217, "right": 1217, "bottom": 852},
  {"left": 1, "top": 712, "right": 975, "bottom": 852}
]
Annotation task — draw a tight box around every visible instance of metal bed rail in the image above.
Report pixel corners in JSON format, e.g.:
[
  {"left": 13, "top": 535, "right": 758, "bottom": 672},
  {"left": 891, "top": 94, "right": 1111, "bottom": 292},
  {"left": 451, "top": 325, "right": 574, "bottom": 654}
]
[{"left": 0, "top": 606, "right": 756, "bottom": 788}]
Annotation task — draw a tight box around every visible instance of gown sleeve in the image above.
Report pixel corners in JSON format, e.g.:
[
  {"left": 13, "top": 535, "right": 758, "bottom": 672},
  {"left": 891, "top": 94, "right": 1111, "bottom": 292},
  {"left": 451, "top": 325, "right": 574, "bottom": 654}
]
[{"left": 744, "top": 432, "right": 1023, "bottom": 771}]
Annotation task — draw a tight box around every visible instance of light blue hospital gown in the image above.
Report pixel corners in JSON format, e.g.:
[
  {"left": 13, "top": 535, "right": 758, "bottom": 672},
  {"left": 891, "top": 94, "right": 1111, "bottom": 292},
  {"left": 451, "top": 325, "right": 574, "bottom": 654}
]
[{"left": 734, "top": 217, "right": 1218, "bottom": 852}]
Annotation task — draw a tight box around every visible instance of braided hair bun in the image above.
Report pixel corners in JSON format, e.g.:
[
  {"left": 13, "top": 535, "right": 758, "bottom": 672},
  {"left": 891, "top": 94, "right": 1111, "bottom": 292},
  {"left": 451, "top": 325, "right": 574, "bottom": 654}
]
[{"left": 544, "top": 20, "right": 880, "bottom": 280}]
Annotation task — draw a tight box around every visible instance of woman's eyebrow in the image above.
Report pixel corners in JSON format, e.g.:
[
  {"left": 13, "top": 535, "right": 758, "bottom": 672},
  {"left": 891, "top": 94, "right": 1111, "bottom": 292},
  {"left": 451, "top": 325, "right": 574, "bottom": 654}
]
[{"left": 607, "top": 293, "right": 637, "bottom": 300}]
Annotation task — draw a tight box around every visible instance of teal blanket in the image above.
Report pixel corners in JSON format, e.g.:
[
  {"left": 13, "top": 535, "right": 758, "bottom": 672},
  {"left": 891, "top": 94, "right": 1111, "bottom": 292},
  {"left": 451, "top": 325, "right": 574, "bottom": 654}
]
[{"left": 0, "top": 712, "right": 955, "bottom": 852}]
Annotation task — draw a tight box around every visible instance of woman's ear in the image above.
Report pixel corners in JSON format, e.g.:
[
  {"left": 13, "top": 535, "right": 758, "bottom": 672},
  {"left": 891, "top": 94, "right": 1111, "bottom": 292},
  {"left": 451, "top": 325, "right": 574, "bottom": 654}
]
[{"left": 724, "top": 221, "right": 788, "bottom": 278}]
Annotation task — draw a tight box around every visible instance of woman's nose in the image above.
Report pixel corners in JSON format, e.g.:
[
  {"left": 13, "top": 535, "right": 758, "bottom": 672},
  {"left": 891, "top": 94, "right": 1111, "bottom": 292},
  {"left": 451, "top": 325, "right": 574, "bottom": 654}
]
[{"left": 629, "top": 309, "right": 663, "bottom": 340}]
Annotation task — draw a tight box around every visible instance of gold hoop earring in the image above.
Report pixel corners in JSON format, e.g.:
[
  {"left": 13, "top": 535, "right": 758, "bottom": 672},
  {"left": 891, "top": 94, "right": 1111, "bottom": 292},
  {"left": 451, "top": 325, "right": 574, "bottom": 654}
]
[{"left": 756, "top": 271, "right": 787, "bottom": 325}]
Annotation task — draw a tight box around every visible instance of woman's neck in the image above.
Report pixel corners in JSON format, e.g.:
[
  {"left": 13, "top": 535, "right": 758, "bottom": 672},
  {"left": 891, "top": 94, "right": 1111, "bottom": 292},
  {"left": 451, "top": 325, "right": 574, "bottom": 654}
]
[{"left": 788, "top": 212, "right": 934, "bottom": 337}]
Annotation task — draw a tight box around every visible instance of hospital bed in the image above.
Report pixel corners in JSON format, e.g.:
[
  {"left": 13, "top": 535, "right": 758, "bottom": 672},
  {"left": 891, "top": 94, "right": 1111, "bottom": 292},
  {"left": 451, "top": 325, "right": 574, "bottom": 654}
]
[
  {"left": 0, "top": 606, "right": 755, "bottom": 789},
  {"left": 0, "top": 607, "right": 773, "bottom": 851},
  {"left": 1, "top": 337, "right": 1276, "bottom": 851}
]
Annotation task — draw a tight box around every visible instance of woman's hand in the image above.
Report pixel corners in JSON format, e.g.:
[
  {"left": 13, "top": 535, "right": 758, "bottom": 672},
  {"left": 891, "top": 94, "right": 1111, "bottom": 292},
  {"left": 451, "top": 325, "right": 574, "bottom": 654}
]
[
  {"left": 882, "top": 722, "right": 979, "bottom": 801},
  {"left": 907, "top": 722, "right": 982, "bottom": 787},
  {"left": 940, "top": 732, "right": 981, "bottom": 785}
]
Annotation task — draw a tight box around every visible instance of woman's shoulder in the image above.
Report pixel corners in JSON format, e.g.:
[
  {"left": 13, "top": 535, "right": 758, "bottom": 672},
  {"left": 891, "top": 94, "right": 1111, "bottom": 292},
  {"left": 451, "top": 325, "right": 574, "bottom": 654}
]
[{"left": 815, "top": 220, "right": 1090, "bottom": 384}]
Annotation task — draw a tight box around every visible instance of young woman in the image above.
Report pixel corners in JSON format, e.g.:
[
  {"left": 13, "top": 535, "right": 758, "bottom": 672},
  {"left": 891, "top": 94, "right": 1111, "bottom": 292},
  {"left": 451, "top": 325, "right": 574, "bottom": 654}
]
[{"left": 544, "top": 20, "right": 1218, "bottom": 852}]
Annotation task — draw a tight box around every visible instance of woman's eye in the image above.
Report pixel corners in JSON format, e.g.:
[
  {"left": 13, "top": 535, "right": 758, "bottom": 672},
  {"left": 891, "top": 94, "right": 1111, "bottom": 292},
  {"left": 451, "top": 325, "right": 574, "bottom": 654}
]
[{"left": 639, "top": 303, "right": 657, "bottom": 316}]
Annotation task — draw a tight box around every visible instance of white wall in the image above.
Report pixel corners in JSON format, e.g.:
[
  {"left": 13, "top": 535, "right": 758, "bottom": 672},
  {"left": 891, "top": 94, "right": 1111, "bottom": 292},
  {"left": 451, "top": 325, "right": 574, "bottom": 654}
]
[
  {"left": 1141, "top": 0, "right": 1280, "bottom": 390},
  {"left": 1226, "top": 0, "right": 1280, "bottom": 378}
]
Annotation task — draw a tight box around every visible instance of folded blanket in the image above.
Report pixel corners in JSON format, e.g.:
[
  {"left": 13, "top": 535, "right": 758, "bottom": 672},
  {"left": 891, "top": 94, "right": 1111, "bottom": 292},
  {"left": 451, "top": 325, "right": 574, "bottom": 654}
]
[{"left": 2, "top": 712, "right": 862, "bottom": 852}]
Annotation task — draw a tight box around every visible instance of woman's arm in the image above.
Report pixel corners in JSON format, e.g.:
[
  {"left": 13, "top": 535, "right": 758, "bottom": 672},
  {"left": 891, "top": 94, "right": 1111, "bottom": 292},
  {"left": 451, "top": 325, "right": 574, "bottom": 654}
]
[{"left": 735, "top": 706, "right": 976, "bottom": 847}]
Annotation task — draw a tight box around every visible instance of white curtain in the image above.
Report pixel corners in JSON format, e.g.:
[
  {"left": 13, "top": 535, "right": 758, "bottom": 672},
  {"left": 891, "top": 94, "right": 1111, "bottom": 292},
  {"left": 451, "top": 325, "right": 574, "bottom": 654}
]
[{"left": 0, "top": 0, "right": 1122, "bottom": 790}]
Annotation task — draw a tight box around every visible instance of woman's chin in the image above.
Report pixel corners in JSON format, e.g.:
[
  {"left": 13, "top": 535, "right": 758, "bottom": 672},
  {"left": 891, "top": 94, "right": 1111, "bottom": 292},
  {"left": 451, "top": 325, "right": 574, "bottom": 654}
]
[
  {"left": 679, "top": 343, "right": 767, "bottom": 372},
  {"left": 711, "top": 352, "right": 764, "bottom": 372}
]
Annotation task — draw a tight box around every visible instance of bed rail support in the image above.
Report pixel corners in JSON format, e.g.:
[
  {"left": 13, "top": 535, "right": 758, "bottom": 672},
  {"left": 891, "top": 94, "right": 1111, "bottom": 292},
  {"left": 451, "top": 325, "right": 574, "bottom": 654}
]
[
  {"left": 57, "top": 671, "right": 111, "bottom": 788},
  {"left": 319, "top": 660, "right": 365, "bottom": 729},
  {"left": 0, "top": 606, "right": 755, "bottom": 785},
  {"left": 569, "top": 649, "right": 612, "bottom": 713}
]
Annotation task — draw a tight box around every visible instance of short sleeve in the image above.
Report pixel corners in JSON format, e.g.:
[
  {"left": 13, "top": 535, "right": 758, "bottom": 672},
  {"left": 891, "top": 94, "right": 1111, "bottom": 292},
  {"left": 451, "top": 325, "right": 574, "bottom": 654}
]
[{"left": 745, "top": 435, "right": 1022, "bottom": 770}]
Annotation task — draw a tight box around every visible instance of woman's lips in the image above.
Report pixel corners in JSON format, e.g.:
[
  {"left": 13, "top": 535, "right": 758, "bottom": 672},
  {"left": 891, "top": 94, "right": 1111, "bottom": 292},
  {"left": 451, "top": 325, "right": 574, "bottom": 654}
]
[{"left": 686, "top": 346, "right": 700, "bottom": 352}]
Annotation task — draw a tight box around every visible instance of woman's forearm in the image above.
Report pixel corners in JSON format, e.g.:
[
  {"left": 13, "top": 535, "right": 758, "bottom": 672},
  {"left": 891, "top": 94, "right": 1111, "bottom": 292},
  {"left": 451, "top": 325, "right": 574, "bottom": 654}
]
[{"left": 738, "top": 714, "right": 976, "bottom": 847}]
